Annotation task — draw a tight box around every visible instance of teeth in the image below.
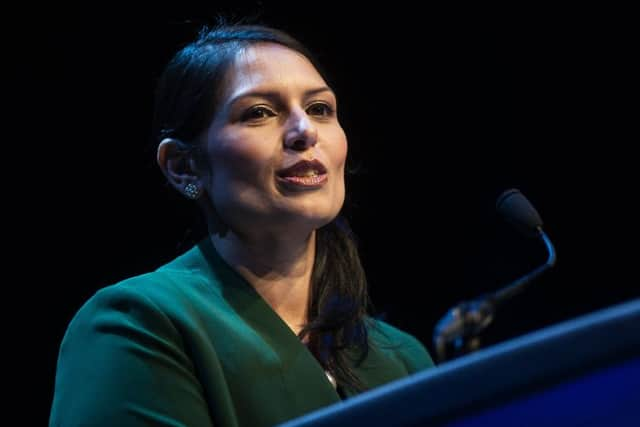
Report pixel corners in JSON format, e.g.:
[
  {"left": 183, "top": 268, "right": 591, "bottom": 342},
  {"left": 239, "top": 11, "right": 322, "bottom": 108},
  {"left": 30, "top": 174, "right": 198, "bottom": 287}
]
[
  {"left": 281, "top": 168, "right": 324, "bottom": 178},
  {"left": 288, "top": 170, "right": 319, "bottom": 177}
]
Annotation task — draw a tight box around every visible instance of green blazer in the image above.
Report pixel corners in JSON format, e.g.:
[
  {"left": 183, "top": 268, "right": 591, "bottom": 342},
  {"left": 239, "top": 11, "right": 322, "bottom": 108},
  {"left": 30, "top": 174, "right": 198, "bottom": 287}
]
[{"left": 50, "top": 238, "right": 434, "bottom": 427}]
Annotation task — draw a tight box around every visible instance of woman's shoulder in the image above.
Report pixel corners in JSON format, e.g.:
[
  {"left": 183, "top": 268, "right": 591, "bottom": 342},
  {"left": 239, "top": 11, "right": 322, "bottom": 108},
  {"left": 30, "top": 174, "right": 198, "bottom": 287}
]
[
  {"left": 66, "top": 271, "right": 189, "bottom": 330},
  {"left": 94, "top": 241, "right": 222, "bottom": 306},
  {"left": 365, "top": 316, "right": 436, "bottom": 372},
  {"left": 90, "top": 269, "right": 191, "bottom": 308},
  {"left": 66, "top": 246, "right": 220, "bottom": 333}
]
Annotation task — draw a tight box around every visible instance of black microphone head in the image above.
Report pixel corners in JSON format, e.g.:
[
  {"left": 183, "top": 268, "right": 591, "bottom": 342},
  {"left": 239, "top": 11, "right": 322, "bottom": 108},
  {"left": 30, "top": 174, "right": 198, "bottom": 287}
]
[{"left": 496, "top": 188, "right": 543, "bottom": 237}]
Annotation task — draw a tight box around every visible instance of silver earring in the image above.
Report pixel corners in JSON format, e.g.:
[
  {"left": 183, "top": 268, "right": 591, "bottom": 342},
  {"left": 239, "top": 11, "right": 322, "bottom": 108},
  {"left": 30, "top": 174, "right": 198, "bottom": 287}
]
[{"left": 184, "top": 183, "right": 201, "bottom": 199}]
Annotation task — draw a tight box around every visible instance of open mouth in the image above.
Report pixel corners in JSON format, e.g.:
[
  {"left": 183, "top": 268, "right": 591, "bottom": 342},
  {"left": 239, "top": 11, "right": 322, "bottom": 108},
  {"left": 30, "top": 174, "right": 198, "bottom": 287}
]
[{"left": 276, "top": 159, "right": 328, "bottom": 188}]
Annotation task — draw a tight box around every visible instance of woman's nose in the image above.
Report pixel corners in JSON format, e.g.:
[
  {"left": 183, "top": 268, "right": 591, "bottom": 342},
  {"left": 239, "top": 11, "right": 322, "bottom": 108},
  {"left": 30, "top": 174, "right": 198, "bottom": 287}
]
[{"left": 283, "top": 111, "right": 318, "bottom": 151}]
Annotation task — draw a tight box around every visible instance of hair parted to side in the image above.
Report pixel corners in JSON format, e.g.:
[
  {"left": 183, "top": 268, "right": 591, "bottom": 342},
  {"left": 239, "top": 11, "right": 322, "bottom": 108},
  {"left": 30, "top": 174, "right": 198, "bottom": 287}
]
[{"left": 153, "top": 22, "right": 376, "bottom": 393}]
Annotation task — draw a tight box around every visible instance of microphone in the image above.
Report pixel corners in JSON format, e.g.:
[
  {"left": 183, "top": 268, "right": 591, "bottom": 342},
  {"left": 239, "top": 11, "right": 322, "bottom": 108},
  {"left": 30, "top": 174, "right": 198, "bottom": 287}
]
[
  {"left": 493, "top": 189, "right": 557, "bottom": 303},
  {"left": 433, "top": 188, "right": 557, "bottom": 363}
]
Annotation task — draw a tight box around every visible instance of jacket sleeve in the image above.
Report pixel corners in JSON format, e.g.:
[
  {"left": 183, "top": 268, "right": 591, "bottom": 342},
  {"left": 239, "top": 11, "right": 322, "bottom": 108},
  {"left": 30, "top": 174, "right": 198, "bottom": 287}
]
[{"left": 49, "top": 284, "right": 214, "bottom": 427}]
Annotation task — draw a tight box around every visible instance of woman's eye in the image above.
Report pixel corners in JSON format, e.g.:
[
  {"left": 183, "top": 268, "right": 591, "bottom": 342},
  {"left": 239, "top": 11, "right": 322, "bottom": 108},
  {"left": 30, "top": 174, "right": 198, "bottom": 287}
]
[
  {"left": 241, "top": 106, "right": 276, "bottom": 122},
  {"left": 307, "top": 103, "right": 333, "bottom": 117}
]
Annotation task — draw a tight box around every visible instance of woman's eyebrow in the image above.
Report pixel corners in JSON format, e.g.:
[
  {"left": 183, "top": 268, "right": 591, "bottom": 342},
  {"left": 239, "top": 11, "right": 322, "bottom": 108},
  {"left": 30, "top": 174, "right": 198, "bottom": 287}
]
[{"left": 227, "top": 86, "right": 334, "bottom": 108}]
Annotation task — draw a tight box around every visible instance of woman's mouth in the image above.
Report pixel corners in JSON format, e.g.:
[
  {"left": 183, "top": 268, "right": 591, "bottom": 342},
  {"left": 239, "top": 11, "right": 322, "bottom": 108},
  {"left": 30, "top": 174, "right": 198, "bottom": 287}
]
[
  {"left": 276, "top": 159, "right": 328, "bottom": 189},
  {"left": 278, "top": 171, "right": 328, "bottom": 187}
]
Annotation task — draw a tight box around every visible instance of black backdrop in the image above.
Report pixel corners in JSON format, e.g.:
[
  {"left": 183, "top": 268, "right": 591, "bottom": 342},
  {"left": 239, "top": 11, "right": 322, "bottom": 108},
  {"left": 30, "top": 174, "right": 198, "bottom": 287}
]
[{"left": 11, "top": 2, "right": 637, "bottom": 424}]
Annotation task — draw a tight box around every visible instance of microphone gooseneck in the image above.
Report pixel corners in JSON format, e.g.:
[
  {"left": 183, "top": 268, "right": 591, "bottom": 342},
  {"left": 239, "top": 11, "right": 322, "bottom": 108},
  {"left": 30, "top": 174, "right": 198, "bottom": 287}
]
[
  {"left": 433, "top": 188, "right": 557, "bottom": 363},
  {"left": 493, "top": 188, "right": 557, "bottom": 304},
  {"left": 493, "top": 227, "right": 556, "bottom": 304}
]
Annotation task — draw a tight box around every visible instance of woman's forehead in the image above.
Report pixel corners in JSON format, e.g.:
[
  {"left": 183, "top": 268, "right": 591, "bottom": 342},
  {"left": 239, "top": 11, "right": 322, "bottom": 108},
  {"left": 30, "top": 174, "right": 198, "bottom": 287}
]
[{"left": 221, "top": 43, "right": 327, "bottom": 101}]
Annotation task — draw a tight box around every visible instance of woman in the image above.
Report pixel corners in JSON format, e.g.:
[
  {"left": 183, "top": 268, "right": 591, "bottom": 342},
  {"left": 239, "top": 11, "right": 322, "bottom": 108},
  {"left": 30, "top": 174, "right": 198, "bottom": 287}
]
[{"left": 50, "top": 24, "right": 434, "bottom": 427}]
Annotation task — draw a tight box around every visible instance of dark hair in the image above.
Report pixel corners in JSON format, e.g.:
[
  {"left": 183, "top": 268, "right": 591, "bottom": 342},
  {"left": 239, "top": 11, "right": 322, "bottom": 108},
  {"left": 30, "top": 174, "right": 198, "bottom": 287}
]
[{"left": 153, "top": 24, "right": 373, "bottom": 393}]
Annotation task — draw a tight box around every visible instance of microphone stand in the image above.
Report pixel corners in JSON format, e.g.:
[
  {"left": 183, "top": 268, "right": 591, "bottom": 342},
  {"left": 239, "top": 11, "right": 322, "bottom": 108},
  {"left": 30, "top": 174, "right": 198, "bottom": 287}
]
[{"left": 433, "top": 228, "right": 557, "bottom": 363}]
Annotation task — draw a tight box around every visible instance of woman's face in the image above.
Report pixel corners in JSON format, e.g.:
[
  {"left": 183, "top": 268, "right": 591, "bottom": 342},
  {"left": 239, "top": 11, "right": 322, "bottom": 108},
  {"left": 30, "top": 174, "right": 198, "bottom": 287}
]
[{"left": 200, "top": 43, "right": 347, "bottom": 237}]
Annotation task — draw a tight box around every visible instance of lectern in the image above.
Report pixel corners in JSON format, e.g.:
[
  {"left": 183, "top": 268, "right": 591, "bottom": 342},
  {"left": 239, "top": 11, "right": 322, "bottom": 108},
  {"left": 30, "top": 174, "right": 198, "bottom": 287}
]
[{"left": 277, "top": 298, "right": 640, "bottom": 427}]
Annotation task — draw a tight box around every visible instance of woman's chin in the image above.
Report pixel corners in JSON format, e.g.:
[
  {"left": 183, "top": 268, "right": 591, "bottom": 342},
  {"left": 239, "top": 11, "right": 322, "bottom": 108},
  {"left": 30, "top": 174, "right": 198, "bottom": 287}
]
[{"left": 280, "top": 209, "right": 339, "bottom": 231}]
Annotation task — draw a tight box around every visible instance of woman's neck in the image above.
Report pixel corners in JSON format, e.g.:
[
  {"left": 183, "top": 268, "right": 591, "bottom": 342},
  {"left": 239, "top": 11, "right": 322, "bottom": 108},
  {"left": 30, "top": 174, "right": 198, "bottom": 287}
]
[{"left": 211, "top": 229, "right": 316, "bottom": 335}]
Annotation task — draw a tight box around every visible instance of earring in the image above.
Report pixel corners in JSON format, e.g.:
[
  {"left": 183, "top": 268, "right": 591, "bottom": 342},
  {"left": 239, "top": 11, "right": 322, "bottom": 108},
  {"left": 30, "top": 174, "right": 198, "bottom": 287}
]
[{"left": 184, "top": 183, "right": 201, "bottom": 200}]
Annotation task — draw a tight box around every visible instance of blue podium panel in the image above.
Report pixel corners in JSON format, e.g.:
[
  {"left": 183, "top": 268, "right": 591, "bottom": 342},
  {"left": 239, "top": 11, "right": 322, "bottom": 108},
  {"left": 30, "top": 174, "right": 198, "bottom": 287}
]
[
  {"left": 277, "top": 299, "right": 640, "bottom": 427},
  {"left": 443, "top": 357, "right": 640, "bottom": 427}
]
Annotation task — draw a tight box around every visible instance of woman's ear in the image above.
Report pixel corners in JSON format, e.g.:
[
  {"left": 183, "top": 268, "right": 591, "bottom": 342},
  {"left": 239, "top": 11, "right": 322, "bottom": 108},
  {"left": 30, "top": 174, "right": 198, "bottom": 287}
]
[{"left": 157, "top": 138, "right": 203, "bottom": 199}]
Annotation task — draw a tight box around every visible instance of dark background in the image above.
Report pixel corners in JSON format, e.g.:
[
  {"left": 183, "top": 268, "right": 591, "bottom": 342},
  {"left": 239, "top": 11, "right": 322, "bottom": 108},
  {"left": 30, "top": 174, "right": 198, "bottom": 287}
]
[{"left": 9, "top": 2, "right": 637, "bottom": 424}]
